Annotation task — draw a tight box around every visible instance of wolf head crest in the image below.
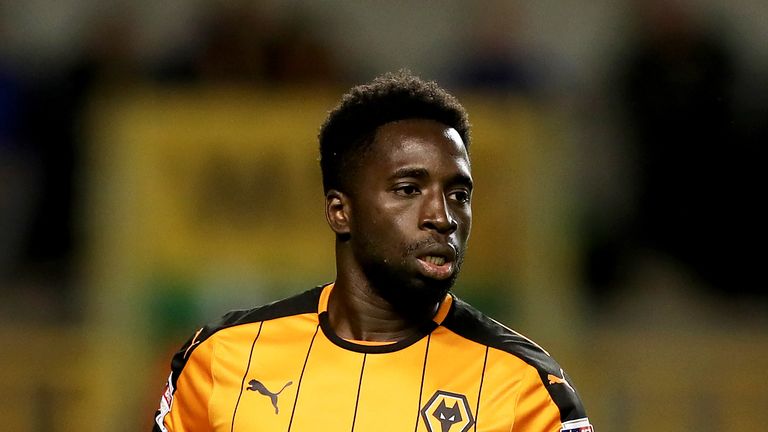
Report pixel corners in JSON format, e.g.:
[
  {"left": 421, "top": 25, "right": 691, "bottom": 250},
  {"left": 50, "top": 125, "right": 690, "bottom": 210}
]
[
  {"left": 433, "top": 399, "right": 463, "bottom": 431},
  {"left": 420, "top": 390, "right": 474, "bottom": 432}
]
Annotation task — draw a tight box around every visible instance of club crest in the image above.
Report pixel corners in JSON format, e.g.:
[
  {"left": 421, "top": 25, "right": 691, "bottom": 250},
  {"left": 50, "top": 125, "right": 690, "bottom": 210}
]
[{"left": 420, "top": 390, "right": 474, "bottom": 432}]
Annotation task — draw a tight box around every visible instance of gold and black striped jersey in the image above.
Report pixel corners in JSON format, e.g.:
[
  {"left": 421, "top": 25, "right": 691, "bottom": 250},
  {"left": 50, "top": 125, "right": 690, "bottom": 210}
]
[{"left": 153, "top": 283, "right": 591, "bottom": 432}]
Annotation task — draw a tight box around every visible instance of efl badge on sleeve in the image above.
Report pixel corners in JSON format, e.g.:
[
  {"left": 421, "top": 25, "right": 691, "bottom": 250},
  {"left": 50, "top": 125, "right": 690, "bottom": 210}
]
[
  {"left": 561, "top": 417, "right": 594, "bottom": 432},
  {"left": 154, "top": 374, "right": 175, "bottom": 432}
]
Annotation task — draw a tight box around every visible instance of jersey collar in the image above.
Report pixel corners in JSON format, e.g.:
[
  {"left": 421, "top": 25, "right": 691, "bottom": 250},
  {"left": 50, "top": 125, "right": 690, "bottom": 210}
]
[{"left": 317, "top": 283, "right": 454, "bottom": 354}]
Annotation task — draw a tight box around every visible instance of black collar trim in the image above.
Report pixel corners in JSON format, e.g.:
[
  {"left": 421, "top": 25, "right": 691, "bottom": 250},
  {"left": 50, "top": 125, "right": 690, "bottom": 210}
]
[{"left": 318, "top": 311, "right": 438, "bottom": 354}]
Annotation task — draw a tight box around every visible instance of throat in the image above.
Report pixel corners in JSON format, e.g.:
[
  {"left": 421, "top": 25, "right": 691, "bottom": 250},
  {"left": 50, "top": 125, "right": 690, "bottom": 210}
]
[
  {"left": 335, "top": 321, "right": 423, "bottom": 343},
  {"left": 327, "top": 281, "right": 439, "bottom": 343}
]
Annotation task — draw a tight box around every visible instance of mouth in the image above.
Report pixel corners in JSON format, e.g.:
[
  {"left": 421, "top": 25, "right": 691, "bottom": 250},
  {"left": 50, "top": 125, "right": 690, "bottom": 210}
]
[
  {"left": 422, "top": 256, "right": 446, "bottom": 266},
  {"left": 414, "top": 244, "right": 457, "bottom": 280}
]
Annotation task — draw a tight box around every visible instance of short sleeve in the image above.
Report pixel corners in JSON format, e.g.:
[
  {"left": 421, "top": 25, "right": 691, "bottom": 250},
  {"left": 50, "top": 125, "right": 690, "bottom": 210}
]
[
  {"left": 153, "top": 330, "right": 215, "bottom": 431},
  {"left": 510, "top": 366, "right": 563, "bottom": 432}
]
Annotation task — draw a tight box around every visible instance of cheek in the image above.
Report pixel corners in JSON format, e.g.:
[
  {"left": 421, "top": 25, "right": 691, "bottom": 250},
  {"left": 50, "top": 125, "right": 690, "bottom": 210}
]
[
  {"left": 373, "top": 198, "right": 415, "bottom": 231},
  {"left": 392, "top": 212, "right": 414, "bottom": 230},
  {"left": 456, "top": 210, "right": 472, "bottom": 239}
]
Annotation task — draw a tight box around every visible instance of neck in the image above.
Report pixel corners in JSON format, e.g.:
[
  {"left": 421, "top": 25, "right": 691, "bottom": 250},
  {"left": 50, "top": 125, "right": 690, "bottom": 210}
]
[{"left": 328, "top": 248, "right": 440, "bottom": 342}]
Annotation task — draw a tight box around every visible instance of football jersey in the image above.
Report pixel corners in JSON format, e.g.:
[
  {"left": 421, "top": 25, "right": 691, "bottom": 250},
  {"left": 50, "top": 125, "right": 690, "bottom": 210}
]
[{"left": 153, "top": 283, "right": 592, "bottom": 431}]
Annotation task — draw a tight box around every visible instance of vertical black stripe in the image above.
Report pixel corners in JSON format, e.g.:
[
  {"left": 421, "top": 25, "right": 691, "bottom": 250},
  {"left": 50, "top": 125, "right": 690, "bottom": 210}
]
[
  {"left": 474, "top": 346, "right": 489, "bottom": 431},
  {"left": 287, "top": 324, "right": 320, "bottom": 432},
  {"left": 231, "top": 322, "right": 263, "bottom": 432},
  {"left": 350, "top": 353, "right": 367, "bottom": 431},
  {"left": 413, "top": 334, "right": 431, "bottom": 432}
]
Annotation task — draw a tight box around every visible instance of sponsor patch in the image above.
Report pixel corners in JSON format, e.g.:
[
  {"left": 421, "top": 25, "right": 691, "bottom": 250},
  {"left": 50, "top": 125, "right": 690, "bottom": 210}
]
[
  {"left": 561, "top": 417, "right": 594, "bottom": 432},
  {"left": 154, "top": 374, "right": 175, "bottom": 432}
]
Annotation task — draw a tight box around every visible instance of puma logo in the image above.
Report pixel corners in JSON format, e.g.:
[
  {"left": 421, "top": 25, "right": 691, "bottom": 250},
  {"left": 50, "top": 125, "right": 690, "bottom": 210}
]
[
  {"left": 183, "top": 328, "right": 204, "bottom": 359},
  {"left": 246, "top": 380, "right": 293, "bottom": 414},
  {"left": 547, "top": 369, "right": 575, "bottom": 392},
  {"left": 432, "top": 399, "right": 462, "bottom": 432}
]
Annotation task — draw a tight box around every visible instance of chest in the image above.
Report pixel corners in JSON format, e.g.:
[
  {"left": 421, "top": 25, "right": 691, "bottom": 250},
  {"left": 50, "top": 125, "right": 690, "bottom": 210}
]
[{"left": 206, "top": 324, "right": 527, "bottom": 431}]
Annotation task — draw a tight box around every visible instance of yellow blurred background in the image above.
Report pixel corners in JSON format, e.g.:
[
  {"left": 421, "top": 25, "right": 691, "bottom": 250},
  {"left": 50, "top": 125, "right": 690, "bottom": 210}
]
[{"left": 1, "top": 1, "right": 766, "bottom": 431}]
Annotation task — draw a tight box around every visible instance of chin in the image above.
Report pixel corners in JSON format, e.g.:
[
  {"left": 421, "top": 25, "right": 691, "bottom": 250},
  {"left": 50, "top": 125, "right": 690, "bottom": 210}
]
[{"left": 362, "top": 257, "right": 459, "bottom": 316}]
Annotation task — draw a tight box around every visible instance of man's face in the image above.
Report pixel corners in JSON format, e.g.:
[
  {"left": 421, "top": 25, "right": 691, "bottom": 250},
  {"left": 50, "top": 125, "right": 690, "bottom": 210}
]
[{"left": 346, "top": 118, "right": 473, "bottom": 311}]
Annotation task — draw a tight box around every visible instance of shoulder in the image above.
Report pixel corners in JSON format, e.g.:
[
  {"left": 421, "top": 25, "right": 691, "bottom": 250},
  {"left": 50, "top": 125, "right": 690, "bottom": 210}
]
[
  {"left": 155, "top": 286, "right": 324, "bottom": 430},
  {"left": 169, "top": 286, "right": 323, "bottom": 377},
  {"left": 443, "top": 295, "right": 588, "bottom": 422},
  {"left": 442, "top": 295, "right": 555, "bottom": 370},
  {"left": 198, "top": 285, "right": 321, "bottom": 339},
  {"left": 212, "top": 285, "right": 323, "bottom": 330}
]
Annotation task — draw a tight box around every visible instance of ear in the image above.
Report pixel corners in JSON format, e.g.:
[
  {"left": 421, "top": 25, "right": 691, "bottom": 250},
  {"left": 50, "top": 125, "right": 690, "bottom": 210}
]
[{"left": 325, "top": 189, "right": 351, "bottom": 236}]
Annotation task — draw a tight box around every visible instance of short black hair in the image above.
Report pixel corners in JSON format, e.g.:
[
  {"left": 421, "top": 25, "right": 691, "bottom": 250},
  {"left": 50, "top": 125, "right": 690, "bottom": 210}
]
[{"left": 319, "top": 70, "right": 471, "bottom": 193}]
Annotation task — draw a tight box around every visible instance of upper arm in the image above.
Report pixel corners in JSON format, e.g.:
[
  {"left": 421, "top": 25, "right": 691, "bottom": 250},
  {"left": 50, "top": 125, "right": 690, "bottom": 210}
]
[
  {"left": 153, "top": 332, "right": 215, "bottom": 431},
  {"left": 511, "top": 366, "right": 591, "bottom": 432}
]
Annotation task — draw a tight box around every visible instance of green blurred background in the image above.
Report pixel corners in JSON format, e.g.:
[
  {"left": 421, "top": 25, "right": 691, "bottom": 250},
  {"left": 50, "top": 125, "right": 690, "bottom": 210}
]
[{"left": 0, "top": 1, "right": 766, "bottom": 431}]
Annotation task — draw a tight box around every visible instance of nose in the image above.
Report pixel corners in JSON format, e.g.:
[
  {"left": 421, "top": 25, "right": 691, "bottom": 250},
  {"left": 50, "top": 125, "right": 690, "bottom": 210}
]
[{"left": 420, "top": 191, "right": 458, "bottom": 234}]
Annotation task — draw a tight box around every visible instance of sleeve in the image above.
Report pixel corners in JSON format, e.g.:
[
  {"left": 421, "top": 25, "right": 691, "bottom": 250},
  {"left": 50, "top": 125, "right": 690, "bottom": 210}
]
[
  {"left": 510, "top": 366, "right": 592, "bottom": 432},
  {"left": 152, "top": 329, "right": 215, "bottom": 432}
]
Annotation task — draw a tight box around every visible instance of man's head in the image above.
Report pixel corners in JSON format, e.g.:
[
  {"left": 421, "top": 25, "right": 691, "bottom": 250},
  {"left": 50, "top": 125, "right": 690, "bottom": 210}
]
[{"left": 321, "top": 71, "right": 473, "bottom": 313}]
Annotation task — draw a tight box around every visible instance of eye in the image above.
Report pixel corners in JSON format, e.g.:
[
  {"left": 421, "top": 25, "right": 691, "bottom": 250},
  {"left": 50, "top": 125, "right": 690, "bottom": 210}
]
[
  {"left": 394, "top": 184, "right": 420, "bottom": 197},
  {"left": 449, "top": 189, "right": 471, "bottom": 204}
]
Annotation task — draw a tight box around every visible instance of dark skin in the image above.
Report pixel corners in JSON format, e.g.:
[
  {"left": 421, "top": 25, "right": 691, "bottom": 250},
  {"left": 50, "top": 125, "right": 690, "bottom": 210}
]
[{"left": 324, "top": 119, "right": 473, "bottom": 342}]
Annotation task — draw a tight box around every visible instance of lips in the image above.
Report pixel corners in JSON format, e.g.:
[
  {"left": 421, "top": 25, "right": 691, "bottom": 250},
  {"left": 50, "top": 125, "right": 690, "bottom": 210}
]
[{"left": 414, "top": 243, "right": 457, "bottom": 280}]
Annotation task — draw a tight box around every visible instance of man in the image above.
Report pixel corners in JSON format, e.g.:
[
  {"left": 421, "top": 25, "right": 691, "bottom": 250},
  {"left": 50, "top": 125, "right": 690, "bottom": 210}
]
[{"left": 153, "top": 71, "right": 592, "bottom": 431}]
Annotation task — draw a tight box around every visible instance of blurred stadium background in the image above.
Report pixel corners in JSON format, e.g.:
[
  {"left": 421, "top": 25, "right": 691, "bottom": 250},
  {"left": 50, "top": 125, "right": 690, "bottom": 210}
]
[{"left": 0, "top": 0, "right": 766, "bottom": 430}]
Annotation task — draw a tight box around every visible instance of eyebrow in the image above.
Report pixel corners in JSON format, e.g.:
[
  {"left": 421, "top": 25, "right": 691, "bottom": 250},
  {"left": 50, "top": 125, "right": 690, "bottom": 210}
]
[
  {"left": 389, "top": 167, "right": 474, "bottom": 190},
  {"left": 389, "top": 167, "right": 429, "bottom": 180}
]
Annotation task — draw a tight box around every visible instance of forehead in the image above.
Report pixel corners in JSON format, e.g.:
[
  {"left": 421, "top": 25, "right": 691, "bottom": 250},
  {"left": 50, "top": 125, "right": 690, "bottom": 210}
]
[{"left": 365, "top": 119, "right": 471, "bottom": 175}]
